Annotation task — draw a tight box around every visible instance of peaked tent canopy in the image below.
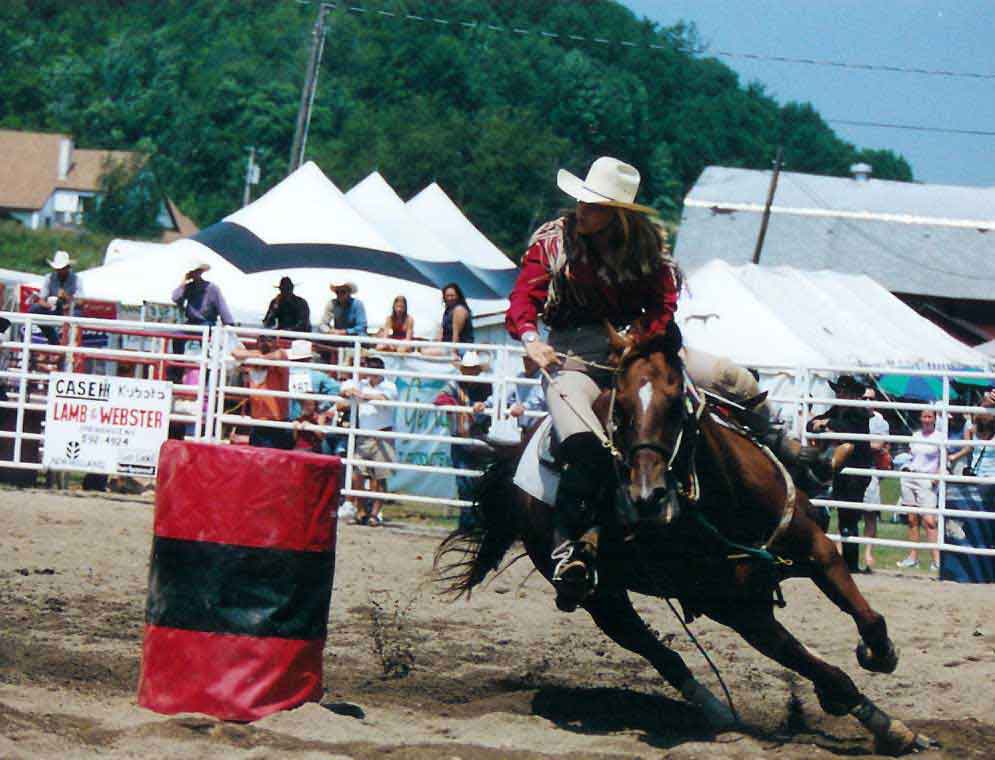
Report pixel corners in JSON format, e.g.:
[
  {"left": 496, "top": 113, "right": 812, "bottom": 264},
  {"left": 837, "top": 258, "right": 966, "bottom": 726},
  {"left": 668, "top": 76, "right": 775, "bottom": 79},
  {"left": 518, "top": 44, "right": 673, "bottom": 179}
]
[
  {"left": 345, "top": 172, "right": 507, "bottom": 308},
  {"left": 679, "top": 260, "right": 987, "bottom": 370},
  {"left": 406, "top": 182, "right": 518, "bottom": 297},
  {"left": 193, "top": 162, "right": 438, "bottom": 289}
]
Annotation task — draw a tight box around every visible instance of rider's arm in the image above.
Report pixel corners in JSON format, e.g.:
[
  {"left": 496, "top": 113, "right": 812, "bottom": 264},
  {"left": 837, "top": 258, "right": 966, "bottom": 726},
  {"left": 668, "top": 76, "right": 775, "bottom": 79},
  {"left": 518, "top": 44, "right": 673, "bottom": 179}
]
[{"left": 505, "top": 239, "right": 551, "bottom": 341}]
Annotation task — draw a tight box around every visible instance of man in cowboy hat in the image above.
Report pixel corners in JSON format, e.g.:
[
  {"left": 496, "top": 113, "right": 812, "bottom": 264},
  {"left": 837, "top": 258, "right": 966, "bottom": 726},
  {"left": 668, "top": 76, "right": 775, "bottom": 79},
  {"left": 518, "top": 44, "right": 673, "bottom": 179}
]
[
  {"left": 318, "top": 281, "right": 367, "bottom": 336},
  {"left": 29, "top": 250, "right": 82, "bottom": 344},
  {"left": 808, "top": 374, "right": 873, "bottom": 574},
  {"left": 264, "top": 276, "right": 311, "bottom": 333},
  {"left": 506, "top": 156, "right": 822, "bottom": 609},
  {"left": 171, "top": 259, "right": 234, "bottom": 327}
]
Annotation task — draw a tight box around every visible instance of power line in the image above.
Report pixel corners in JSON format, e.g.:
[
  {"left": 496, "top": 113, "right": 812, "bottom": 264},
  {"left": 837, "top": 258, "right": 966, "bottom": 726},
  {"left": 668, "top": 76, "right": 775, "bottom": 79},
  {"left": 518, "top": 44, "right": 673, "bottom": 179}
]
[
  {"left": 828, "top": 120, "right": 995, "bottom": 138},
  {"left": 296, "top": 1, "right": 995, "bottom": 81}
]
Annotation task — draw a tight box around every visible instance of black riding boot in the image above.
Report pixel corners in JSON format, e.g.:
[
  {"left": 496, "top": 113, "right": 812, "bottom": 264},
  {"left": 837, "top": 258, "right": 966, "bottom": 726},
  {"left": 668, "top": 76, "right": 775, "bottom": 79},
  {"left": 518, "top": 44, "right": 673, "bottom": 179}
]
[{"left": 552, "top": 432, "right": 615, "bottom": 611}]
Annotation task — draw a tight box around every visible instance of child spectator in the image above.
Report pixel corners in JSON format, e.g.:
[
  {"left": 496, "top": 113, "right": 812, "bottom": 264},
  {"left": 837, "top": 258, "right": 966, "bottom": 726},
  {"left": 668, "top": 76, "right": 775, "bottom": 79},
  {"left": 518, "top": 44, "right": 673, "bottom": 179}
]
[{"left": 338, "top": 356, "right": 398, "bottom": 526}]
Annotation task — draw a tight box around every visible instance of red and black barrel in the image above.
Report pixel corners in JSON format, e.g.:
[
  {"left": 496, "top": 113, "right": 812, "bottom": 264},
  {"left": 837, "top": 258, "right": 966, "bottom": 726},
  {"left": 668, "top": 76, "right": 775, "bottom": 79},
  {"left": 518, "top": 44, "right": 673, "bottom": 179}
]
[{"left": 138, "top": 440, "right": 340, "bottom": 721}]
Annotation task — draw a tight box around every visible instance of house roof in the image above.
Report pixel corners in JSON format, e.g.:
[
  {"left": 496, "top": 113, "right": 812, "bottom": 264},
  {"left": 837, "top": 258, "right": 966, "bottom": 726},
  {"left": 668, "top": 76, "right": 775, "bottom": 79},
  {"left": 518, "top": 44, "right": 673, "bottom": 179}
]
[
  {"left": 674, "top": 166, "right": 995, "bottom": 301},
  {"left": 162, "top": 199, "right": 200, "bottom": 242},
  {"left": 0, "top": 129, "right": 139, "bottom": 210}
]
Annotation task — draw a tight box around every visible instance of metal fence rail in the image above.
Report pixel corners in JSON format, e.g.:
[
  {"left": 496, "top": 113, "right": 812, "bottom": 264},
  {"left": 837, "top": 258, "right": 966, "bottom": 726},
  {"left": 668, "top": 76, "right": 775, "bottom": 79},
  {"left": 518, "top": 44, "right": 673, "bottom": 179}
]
[{"left": 1, "top": 312, "right": 994, "bottom": 560}]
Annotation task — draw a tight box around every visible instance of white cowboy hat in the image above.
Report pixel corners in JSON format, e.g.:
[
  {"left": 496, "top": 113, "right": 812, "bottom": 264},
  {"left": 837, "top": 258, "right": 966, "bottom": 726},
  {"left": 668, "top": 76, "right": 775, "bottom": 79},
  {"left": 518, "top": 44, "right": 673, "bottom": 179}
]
[
  {"left": 287, "top": 339, "right": 313, "bottom": 361},
  {"left": 187, "top": 258, "right": 211, "bottom": 273},
  {"left": 47, "top": 250, "right": 73, "bottom": 269},
  {"left": 459, "top": 350, "right": 485, "bottom": 369},
  {"left": 557, "top": 156, "right": 657, "bottom": 215},
  {"left": 329, "top": 281, "right": 358, "bottom": 294}
]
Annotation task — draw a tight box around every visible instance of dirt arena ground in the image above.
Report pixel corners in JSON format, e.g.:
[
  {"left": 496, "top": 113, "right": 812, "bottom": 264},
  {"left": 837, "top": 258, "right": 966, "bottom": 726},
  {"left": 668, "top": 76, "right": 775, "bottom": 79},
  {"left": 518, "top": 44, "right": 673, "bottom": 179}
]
[{"left": 1, "top": 488, "right": 994, "bottom": 759}]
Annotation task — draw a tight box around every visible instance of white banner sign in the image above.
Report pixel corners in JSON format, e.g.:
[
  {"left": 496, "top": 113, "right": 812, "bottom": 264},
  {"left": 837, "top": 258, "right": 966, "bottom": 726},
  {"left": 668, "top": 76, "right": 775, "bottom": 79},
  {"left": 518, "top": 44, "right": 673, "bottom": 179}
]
[{"left": 43, "top": 373, "right": 173, "bottom": 476}]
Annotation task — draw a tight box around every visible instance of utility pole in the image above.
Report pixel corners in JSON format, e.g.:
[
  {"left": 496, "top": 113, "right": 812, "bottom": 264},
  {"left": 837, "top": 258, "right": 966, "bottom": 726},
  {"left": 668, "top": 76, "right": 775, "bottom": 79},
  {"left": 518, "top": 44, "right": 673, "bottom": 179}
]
[
  {"left": 242, "top": 146, "right": 260, "bottom": 207},
  {"left": 288, "top": 4, "right": 329, "bottom": 175},
  {"left": 752, "top": 146, "right": 784, "bottom": 265}
]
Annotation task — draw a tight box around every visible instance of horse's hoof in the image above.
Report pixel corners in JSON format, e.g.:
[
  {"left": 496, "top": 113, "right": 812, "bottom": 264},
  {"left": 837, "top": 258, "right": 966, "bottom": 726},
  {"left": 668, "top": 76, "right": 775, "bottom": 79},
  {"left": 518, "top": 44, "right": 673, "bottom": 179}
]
[
  {"left": 873, "top": 722, "right": 931, "bottom": 756},
  {"left": 857, "top": 638, "right": 899, "bottom": 674},
  {"left": 680, "top": 679, "right": 738, "bottom": 732},
  {"left": 814, "top": 685, "right": 852, "bottom": 716}
]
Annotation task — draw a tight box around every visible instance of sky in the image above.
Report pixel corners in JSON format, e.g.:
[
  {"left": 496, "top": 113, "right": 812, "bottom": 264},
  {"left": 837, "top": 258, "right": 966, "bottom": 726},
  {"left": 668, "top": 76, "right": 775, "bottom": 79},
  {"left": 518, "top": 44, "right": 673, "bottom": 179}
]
[{"left": 622, "top": 0, "right": 995, "bottom": 188}]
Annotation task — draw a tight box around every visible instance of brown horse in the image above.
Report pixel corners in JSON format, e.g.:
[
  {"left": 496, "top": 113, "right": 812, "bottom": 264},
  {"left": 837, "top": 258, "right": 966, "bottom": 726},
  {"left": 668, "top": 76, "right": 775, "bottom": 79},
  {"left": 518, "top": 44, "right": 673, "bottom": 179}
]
[{"left": 436, "top": 325, "right": 929, "bottom": 755}]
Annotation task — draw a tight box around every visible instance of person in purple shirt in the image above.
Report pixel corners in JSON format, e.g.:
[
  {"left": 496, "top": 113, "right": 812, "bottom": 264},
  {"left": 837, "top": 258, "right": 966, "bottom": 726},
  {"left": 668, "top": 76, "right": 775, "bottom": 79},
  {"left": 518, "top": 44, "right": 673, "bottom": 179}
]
[{"left": 171, "top": 261, "right": 234, "bottom": 327}]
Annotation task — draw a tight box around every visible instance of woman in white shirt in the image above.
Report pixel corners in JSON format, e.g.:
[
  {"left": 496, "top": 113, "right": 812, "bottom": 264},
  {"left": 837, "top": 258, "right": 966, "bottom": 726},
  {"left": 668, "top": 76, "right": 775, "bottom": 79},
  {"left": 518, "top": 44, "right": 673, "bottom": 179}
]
[{"left": 897, "top": 409, "right": 942, "bottom": 571}]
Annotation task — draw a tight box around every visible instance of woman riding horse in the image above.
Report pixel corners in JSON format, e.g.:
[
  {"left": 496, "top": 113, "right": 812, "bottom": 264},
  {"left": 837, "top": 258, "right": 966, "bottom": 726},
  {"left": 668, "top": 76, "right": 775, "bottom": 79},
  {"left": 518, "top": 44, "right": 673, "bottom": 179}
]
[{"left": 506, "top": 156, "right": 820, "bottom": 609}]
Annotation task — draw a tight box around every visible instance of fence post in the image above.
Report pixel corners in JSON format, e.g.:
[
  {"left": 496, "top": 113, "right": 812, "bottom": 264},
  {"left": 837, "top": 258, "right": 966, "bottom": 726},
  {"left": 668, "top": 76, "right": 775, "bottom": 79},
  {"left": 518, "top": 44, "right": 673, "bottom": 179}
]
[
  {"left": 937, "top": 373, "right": 950, "bottom": 561},
  {"left": 798, "top": 367, "right": 811, "bottom": 446},
  {"left": 12, "top": 315, "right": 33, "bottom": 466},
  {"left": 343, "top": 336, "right": 362, "bottom": 508},
  {"left": 192, "top": 325, "right": 211, "bottom": 439}
]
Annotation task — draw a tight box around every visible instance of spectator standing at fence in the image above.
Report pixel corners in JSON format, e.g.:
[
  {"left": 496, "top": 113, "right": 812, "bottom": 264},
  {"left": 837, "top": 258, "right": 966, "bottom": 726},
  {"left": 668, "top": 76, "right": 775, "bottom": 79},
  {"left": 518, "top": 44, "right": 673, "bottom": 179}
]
[
  {"left": 232, "top": 334, "right": 292, "bottom": 450},
  {"left": 808, "top": 375, "right": 872, "bottom": 575},
  {"left": 172, "top": 261, "right": 234, "bottom": 328},
  {"left": 897, "top": 407, "right": 943, "bottom": 571},
  {"left": 338, "top": 356, "right": 397, "bottom": 526},
  {"left": 263, "top": 276, "right": 311, "bottom": 333},
  {"left": 861, "top": 386, "right": 891, "bottom": 572},
  {"left": 434, "top": 351, "right": 492, "bottom": 528},
  {"left": 29, "top": 250, "right": 82, "bottom": 345},
  {"left": 318, "top": 281, "right": 367, "bottom": 336},
  {"left": 376, "top": 295, "right": 414, "bottom": 352}
]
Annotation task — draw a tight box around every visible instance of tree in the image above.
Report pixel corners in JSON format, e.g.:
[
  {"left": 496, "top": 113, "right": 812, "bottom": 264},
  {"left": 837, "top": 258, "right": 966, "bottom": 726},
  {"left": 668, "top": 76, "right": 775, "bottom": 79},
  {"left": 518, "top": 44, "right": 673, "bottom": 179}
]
[{"left": 88, "top": 157, "right": 162, "bottom": 239}]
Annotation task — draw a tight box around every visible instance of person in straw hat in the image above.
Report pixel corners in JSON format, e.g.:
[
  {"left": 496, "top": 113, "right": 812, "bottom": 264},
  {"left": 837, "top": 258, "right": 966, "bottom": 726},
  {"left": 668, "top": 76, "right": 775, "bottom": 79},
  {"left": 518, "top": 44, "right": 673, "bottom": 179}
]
[
  {"left": 506, "top": 156, "right": 822, "bottom": 609},
  {"left": 263, "top": 276, "right": 311, "bottom": 333},
  {"left": 29, "top": 250, "right": 82, "bottom": 344},
  {"left": 318, "top": 281, "right": 367, "bottom": 336},
  {"left": 171, "top": 258, "right": 233, "bottom": 327}
]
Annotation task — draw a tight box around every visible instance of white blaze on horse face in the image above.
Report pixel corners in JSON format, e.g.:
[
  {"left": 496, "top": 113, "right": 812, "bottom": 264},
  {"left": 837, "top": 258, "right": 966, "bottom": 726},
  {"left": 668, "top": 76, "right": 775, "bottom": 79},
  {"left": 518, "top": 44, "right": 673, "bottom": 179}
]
[{"left": 638, "top": 380, "right": 653, "bottom": 417}]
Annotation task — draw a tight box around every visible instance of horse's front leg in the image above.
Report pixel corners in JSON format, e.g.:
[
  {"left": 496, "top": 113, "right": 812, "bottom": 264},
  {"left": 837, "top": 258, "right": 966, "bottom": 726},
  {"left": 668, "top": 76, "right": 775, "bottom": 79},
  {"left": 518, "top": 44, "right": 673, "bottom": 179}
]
[
  {"left": 779, "top": 502, "right": 898, "bottom": 674},
  {"left": 706, "top": 604, "right": 928, "bottom": 756},
  {"left": 583, "top": 591, "right": 737, "bottom": 732}
]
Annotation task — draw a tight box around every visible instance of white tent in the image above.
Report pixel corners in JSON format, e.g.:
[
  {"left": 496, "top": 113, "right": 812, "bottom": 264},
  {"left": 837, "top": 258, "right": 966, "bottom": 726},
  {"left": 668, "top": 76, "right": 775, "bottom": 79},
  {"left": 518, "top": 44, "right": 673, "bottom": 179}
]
[
  {"left": 406, "top": 182, "right": 517, "bottom": 273},
  {"left": 679, "top": 260, "right": 987, "bottom": 369},
  {"left": 103, "top": 239, "right": 169, "bottom": 266},
  {"left": 679, "top": 260, "right": 989, "bottom": 428},
  {"left": 79, "top": 164, "right": 474, "bottom": 332},
  {"left": 224, "top": 162, "right": 397, "bottom": 254},
  {"left": 81, "top": 238, "right": 248, "bottom": 314},
  {"left": 345, "top": 171, "right": 508, "bottom": 315}
]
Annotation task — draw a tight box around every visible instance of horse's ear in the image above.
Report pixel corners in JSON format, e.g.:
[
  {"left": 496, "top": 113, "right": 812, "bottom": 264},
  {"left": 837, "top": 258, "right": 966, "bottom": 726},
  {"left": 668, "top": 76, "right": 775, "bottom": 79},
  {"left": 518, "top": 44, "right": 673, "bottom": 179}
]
[{"left": 664, "top": 320, "right": 683, "bottom": 356}]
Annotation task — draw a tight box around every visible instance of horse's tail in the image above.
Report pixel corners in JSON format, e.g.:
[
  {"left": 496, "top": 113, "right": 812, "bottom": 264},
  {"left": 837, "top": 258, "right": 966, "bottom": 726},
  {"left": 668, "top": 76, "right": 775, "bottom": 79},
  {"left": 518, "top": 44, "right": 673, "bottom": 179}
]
[{"left": 433, "top": 454, "right": 521, "bottom": 598}]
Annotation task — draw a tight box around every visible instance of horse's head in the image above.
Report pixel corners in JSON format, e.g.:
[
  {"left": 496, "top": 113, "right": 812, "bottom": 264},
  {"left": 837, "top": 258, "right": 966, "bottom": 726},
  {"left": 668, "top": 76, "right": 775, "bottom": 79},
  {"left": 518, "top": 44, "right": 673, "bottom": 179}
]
[{"left": 614, "top": 322, "right": 692, "bottom": 525}]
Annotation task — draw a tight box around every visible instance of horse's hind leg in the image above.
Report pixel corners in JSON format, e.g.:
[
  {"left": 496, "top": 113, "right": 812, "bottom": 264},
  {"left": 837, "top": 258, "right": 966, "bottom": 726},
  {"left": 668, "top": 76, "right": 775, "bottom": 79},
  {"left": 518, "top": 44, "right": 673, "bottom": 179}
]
[
  {"left": 583, "top": 591, "right": 737, "bottom": 732},
  {"left": 708, "top": 604, "right": 925, "bottom": 755},
  {"left": 783, "top": 510, "right": 898, "bottom": 674}
]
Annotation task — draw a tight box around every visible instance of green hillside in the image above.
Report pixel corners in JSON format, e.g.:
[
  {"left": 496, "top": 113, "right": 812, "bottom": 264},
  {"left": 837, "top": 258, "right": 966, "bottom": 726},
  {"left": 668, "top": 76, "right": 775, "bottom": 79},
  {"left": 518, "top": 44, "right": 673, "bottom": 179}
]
[{"left": 0, "top": 0, "right": 913, "bottom": 265}]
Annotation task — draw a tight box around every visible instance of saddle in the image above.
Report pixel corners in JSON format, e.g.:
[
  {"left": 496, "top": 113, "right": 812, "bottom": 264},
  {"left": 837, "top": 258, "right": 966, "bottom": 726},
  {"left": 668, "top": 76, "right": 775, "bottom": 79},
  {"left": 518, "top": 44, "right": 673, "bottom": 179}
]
[{"left": 514, "top": 388, "right": 616, "bottom": 504}]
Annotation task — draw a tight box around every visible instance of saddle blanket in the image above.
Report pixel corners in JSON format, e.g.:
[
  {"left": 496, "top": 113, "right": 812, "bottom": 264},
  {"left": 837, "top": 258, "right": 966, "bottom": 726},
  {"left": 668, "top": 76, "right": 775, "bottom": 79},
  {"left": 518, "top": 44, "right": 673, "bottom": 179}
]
[{"left": 513, "top": 416, "right": 559, "bottom": 505}]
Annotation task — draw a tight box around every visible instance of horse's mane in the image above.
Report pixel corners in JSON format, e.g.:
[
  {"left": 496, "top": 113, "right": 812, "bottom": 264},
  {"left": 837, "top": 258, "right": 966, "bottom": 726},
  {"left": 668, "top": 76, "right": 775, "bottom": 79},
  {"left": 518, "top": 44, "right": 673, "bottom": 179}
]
[{"left": 619, "top": 321, "right": 684, "bottom": 375}]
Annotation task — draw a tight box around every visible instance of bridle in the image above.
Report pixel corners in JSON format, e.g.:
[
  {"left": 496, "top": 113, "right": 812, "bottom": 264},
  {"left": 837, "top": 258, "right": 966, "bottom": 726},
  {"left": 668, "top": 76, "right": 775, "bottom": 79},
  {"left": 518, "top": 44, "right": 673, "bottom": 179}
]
[{"left": 612, "top": 364, "right": 707, "bottom": 510}]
